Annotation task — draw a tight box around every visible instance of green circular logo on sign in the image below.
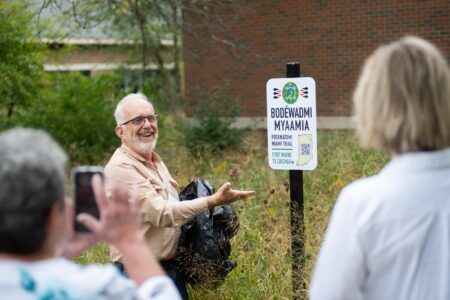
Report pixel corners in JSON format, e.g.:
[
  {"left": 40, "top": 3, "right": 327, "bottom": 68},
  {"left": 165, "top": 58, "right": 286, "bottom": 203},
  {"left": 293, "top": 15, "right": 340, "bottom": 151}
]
[{"left": 282, "top": 82, "right": 299, "bottom": 104}]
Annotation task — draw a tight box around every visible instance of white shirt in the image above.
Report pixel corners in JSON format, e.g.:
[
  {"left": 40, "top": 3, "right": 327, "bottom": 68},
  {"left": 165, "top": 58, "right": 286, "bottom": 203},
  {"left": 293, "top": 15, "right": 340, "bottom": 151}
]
[
  {"left": 310, "top": 148, "right": 450, "bottom": 300},
  {"left": 0, "top": 258, "right": 181, "bottom": 300}
]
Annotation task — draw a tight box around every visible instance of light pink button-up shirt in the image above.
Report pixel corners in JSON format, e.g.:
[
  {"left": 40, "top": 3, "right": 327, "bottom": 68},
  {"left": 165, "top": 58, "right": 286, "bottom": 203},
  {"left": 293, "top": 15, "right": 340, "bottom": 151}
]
[{"left": 105, "top": 144, "right": 209, "bottom": 261}]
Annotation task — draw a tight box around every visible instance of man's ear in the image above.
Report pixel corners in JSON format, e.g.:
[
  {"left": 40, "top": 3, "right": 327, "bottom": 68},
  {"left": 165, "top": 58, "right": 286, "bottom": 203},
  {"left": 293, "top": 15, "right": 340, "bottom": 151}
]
[{"left": 115, "top": 125, "right": 124, "bottom": 139}]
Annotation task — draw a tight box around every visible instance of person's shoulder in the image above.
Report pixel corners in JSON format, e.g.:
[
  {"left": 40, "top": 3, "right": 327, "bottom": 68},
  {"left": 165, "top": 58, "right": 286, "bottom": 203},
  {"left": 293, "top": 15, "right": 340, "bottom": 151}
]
[
  {"left": 105, "top": 147, "right": 139, "bottom": 173},
  {"left": 335, "top": 174, "right": 385, "bottom": 211},
  {"left": 105, "top": 147, "right": 127, "bottom": 165},
  {"left": 342, "top": 175, "right": 381, "bottom": 196},
  {"left": 138, "top": 276, "right": 182, "bottom": 300},
  {"left": 61, "top": 260, "right": 182, "bottom": 300},
  {"left": 0, "top": 258, "right": 136, "bottom": 300},
  {"left": 47, "top": 259, "right": 137, "bottom": 298},
  {"left": 36, "top": 258, "right": 122, "bottom": 282}
]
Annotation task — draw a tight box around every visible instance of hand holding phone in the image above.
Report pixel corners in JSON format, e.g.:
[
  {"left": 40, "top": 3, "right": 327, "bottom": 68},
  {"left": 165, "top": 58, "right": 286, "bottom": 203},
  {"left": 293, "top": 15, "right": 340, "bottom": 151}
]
[{"left": 72, "top": 166, "right": 103, "bottom": 233}]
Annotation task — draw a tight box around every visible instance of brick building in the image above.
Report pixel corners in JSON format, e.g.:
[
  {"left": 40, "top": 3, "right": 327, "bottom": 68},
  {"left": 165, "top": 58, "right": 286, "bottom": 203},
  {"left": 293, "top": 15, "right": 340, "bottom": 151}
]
[
  {"left": 182, "top": 0, "right": 449, "bottom": 128},
  {"left": 43, "top": 38, "right": 173, "bottom": 77},
  {"left": 36, "top": 1, "right": 174, "bottom": 88}
]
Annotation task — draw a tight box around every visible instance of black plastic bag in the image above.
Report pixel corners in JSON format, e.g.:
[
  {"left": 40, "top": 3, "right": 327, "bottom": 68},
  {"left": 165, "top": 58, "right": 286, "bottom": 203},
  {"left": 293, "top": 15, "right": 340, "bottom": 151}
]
[{"left": 176, "top": 179, "right": 239, "bottom": 285}]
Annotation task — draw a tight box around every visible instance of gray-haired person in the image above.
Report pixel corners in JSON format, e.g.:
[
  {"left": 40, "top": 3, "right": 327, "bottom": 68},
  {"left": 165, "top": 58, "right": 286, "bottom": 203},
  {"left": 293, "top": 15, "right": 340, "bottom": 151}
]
[
  {"left": 105, "top": 93, "right": 255, "bottom": 299},
  {"left": 310, "top": 36, "right": 450, "bottom": 300},
  {"left": 0, "top": 127, "right": 181, "bottom": 299}
]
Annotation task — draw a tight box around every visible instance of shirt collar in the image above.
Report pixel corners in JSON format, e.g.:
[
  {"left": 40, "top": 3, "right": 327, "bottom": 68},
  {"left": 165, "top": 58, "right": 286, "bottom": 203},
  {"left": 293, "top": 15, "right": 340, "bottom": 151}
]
[
  {"left": 380, "top": 147, "right": 450, "bottom": 175},
  {"left": 120, "top": 143, "right": 162, "bottom": 165}
]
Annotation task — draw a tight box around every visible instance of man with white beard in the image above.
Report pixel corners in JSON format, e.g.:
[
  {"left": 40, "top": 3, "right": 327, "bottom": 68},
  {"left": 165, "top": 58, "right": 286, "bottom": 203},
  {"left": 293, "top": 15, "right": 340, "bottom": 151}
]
[{"left": 105, "top": 93, "right": 254, "bottom": 299}]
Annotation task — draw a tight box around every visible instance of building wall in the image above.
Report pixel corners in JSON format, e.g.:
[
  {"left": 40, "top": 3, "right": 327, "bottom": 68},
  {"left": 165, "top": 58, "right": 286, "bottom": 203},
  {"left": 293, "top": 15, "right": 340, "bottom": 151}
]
[
  {"left": 46, "top": 46, "right": 133, "bottom": 65},
  {"left": 43, "top": 43, "right": 174, "bottom": 74},
  {"left": 183, "top": 0, "right": 449, "bottom": 118}
]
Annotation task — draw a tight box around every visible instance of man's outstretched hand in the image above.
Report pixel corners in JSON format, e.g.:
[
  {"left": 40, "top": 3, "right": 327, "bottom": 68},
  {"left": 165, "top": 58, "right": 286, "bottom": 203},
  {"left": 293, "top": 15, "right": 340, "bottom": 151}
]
[{"left": 207, "top": 182, "right": 255, "bottom": 208}]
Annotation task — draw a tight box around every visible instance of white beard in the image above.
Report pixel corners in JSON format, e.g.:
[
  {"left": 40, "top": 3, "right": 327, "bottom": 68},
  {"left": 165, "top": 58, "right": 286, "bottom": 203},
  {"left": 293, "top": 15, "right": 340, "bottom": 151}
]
[
  {"left": 132, "top": 132, "right": 158, "bottom": 154},
  {"left": 123, "top": 125, "right": 158, "bottom": 155}
]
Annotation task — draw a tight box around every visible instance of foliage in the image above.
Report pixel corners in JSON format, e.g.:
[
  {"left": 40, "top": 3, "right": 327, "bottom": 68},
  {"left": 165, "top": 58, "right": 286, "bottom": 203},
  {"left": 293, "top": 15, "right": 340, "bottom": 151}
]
[
  {"left": 180, "top": 90, "right": 243, "bottom": 154},
  {"left": 40, "top": 0, "right": 246, "bottom": 106},
  {"left": 76, "top": 128, "right": 390, "bottom": 299},
  {"left": 0, "top": 3, "right": 391, "bottom": 298},
  {"left": 18, "top": 72, "right": 124, "bottom": 164},
  {"left": 0, "top": 1, "right": 46, "bottom": 118},
  {"left": 41, "top": 0, "right": 182, "bottom": 93},
  {"left": 131, "top": 69, "right": 177, "bottom": 113}
]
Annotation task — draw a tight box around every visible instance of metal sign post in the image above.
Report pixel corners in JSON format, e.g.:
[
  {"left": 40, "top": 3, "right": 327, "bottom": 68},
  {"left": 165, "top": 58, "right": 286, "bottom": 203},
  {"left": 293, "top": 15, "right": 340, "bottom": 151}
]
[
  {"left": 287, "top": 62, "right": 305, "bottom": 299},
  {"left": 266, "top": 62, "right": 317, "bottom": 299}
]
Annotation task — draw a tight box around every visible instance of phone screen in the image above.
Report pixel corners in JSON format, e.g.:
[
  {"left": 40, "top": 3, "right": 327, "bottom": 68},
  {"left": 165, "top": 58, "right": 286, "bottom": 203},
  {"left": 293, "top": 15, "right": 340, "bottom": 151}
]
[{"left": 72, "top": 166, "right": 103, "bottom": 233}]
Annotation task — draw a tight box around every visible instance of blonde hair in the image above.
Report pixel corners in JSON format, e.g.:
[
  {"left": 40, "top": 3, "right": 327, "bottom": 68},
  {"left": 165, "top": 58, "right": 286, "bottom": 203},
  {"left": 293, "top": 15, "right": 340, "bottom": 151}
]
[{"left": 353, "top": 36, "right": 450, "bottom": 154}]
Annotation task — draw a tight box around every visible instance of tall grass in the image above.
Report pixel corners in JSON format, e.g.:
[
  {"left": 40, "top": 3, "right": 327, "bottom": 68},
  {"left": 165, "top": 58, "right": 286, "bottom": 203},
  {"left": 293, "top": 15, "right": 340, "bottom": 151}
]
[{"left": 74, "top": 126, "right": 389, "bottom": 299}]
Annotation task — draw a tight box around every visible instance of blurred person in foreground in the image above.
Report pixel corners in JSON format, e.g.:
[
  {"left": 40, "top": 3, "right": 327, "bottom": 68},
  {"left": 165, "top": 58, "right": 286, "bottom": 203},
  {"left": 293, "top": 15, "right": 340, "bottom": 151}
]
[
  {"left": 106, "top": 93, "right": 255, "bottom": 299},
  {"left": 0, "top": 127, "right": 181, "bottom": 299},
  {"left": 310, "top": 36, "right": 450, "bottom": 300}
]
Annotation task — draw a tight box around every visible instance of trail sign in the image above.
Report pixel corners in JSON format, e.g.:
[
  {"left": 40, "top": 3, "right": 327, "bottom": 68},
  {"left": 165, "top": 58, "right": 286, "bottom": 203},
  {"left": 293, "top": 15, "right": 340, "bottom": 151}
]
[{"left": 266, "top": 77, "right": 317, "bottom": 170}]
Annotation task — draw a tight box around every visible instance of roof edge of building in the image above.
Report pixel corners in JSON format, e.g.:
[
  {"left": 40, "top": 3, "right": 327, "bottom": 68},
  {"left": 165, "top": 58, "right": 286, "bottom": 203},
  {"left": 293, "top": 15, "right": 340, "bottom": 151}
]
[{"left": 40, "top": 37, "right": 174, "bottom": 46}]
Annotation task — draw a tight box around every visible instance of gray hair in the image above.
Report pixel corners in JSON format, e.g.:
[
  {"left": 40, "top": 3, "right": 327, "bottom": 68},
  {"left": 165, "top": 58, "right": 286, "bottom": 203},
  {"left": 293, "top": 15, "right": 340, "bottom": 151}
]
[
  {"left": 0, "top": 128, "right": 67, "bottom": 254},
  {"left": 353, "top": 36, "right": 450, "bottom": 154},
  {"left": 114, "top": 93, "right": 153, "bottom": 125}
]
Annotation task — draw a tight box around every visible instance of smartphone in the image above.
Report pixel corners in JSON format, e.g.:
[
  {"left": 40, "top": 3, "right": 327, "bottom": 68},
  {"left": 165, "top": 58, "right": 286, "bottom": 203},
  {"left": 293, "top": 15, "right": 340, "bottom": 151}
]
[{"left": 72, "top": 166, "right": 104, "bottom": 233}]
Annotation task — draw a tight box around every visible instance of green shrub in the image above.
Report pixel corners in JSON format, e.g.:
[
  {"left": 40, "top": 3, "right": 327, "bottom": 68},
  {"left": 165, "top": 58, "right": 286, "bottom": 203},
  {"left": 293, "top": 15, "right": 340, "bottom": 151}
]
[
  {"left": 0, "top": 1, "right": 47, "bottom": 118},
  {"left": 19, "top": 72, "right": 124, "bottom": 163},
  {"left": 75, "top": 130, "right": 390, "bottom": 299},
  {"left": 181, "top": 90, "right": 243, "bottom": 154}
]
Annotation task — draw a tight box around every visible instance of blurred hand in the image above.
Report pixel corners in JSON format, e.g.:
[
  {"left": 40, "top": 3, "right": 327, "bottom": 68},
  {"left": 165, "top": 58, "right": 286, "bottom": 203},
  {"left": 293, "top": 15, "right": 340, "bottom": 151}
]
[
  {"left": 59, "top": 200, "right": 97, "bottom": 259},
  {"left": 76, "top": 176, "right": 168, "bottom": 285},
  {"left": 76, "top": 175, "right": 144, "bottom": 250},
  {"left": 207, "top": 182, "right": 255, "bottom": 208}
]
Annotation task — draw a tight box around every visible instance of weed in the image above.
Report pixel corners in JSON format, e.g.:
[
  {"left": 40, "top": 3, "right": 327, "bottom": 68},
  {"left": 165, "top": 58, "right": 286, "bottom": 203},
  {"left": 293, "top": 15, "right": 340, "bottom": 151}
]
[{"left": 74, "top": 128, "right": 389, "bottom": 299}]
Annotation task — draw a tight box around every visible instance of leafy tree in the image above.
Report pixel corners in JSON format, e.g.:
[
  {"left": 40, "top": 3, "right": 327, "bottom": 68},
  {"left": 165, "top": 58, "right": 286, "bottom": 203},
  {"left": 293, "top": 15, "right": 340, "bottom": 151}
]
[
  {"left": 21, "top": 72, "right": 123, "bottom": 163},
  {"left": 0, "top": 1, "right": 46, "bottom": 118},
  {"left": 39, "top": 0, "right": 245, "bottom": 98}
]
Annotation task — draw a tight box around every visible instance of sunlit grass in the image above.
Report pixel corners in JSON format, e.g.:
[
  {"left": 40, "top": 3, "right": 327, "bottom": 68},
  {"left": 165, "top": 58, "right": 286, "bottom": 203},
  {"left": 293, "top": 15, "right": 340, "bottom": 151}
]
[{"left": 74, "top": 128, "right": 389, "bottom": 299}]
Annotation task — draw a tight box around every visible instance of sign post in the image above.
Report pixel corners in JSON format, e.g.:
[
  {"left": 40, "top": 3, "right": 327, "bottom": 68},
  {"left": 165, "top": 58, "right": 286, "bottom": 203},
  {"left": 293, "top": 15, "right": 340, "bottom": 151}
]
[{"left": 266, "top": 62, "right": 317, "bottom": 299}]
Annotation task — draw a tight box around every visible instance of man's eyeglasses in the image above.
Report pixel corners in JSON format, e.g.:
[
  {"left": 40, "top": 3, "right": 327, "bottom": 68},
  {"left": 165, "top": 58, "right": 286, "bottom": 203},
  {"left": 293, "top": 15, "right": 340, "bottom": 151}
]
[{"left": 120, "top": 114, "right": 158, "bottom": 126}]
